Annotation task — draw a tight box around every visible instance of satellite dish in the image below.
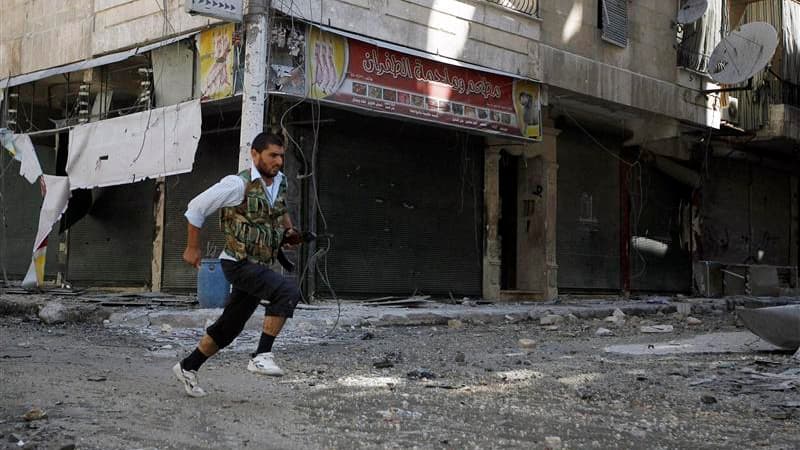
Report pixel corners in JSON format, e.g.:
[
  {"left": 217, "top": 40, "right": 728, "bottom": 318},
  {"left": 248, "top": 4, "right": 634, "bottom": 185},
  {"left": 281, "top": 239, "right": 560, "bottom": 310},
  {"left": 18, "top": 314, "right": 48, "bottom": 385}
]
[
  {"left": 707, "top": 22, "right": 778, "bottom": 84},
  {"left": 677, "top": 0, "right": 708, "bottom": 25}
]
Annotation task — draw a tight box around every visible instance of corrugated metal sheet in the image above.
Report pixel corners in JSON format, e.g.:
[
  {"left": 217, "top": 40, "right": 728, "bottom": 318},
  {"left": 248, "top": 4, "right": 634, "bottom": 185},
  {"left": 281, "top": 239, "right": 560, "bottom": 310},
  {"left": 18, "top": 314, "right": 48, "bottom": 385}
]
[
  {"left": 67, "top": 181, "right": 155, "bottom": 285},
  {"left": 677, "top": 0, "right": 728, "bottom": 72},
  {"left": 1, "top": 144, "right": 59, "bottom": 279},
  {"left": 736, "top": 0, "right": 783, "bottom": 130},
  {"left": 629, "top": 165, "right": 692, "bottom": 292},
  {"left": 601, "top": 0, "right": 628, "bottom": 47},
  {"left": 162, "top": 133, "right": 238, "bottom": 292},
  {"left": 556, "top": 128, "right": 621, "bottom": 291},
  {"left": 316, "top": 115, "right": 484, "bottom": 297}
]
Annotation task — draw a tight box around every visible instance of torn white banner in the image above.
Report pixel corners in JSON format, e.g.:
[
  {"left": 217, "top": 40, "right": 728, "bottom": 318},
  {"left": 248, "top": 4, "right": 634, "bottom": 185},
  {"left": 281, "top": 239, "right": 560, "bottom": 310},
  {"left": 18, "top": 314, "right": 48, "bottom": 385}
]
[
  {"left": 22, "top": 175, "right": 71, "bottom": 289},
  {"left": 66, "top": 99, "right": 201, "bottom": 189},
  {"left": 0, "top": 131, "right": 44, "bottom": 184}
]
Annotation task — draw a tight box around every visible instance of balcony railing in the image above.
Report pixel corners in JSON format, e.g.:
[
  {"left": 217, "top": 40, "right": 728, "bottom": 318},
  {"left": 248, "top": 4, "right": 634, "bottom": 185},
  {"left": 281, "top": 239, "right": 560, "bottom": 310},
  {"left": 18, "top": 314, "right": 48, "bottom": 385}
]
[{"left": 485, "top": 0, "right": 538, "bottom": 16}]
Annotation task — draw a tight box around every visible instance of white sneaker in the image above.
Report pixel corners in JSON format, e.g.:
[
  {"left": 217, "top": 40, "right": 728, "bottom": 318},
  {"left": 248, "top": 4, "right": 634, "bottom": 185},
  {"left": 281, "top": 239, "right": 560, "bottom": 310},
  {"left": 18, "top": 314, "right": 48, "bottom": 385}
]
[
  {"left": 247, "top": 352, "right": 284, "bottom": 376},
  {"left": 172, "top": 362, "right": 207, "bottom": 397}
]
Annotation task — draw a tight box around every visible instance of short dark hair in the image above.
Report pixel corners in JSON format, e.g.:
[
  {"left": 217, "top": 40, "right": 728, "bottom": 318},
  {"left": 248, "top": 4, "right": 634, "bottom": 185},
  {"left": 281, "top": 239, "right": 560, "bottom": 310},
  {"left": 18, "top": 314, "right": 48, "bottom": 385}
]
[{"left": 251, "top": 132, "right": 284, "bottom": 152}]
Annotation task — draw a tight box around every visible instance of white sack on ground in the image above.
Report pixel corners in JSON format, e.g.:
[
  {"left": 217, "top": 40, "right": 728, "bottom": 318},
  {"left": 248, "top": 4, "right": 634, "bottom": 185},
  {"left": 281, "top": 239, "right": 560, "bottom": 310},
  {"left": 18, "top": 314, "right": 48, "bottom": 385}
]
[
  {"left": 66, "top": 99, "right": 201, "bottom": 189},
  {"left": 0, "top": 131, "right": 44, "bottom": 184}
]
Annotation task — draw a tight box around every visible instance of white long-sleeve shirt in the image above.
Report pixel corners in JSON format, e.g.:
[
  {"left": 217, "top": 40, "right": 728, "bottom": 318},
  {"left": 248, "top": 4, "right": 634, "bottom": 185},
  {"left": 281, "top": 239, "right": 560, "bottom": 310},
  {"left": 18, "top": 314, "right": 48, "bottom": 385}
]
[{"left": 185, "top": 164, "right": 285, "bottom": 260}]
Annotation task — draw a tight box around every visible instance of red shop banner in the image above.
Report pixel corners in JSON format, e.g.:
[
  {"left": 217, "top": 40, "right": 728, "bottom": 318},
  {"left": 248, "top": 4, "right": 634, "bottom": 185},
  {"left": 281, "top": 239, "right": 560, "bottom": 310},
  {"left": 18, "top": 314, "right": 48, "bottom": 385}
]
[{"left": 269, "top": 24, "right": 541, "bottom": 140}]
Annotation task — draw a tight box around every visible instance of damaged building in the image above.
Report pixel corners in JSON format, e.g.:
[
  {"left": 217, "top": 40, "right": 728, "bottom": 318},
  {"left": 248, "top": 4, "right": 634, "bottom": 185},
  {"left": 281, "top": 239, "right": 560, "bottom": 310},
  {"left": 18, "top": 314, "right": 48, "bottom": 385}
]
[{"left": 0, "top": 0, "right": 798, "bottom": 300}]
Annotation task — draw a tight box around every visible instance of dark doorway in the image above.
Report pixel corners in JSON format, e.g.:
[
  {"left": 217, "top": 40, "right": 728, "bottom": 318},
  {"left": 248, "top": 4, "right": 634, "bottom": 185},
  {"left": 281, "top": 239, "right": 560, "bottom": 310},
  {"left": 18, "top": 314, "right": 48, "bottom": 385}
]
[{"left": 499, "top": 151, "right": 519, "bottom": 290}]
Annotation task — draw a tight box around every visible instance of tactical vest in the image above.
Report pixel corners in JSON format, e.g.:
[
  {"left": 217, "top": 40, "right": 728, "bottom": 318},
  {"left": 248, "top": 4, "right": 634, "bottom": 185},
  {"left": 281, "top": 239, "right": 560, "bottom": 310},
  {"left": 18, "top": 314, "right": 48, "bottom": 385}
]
[{"left": 220, "top": 170, "right": 288, "bottom": 265}]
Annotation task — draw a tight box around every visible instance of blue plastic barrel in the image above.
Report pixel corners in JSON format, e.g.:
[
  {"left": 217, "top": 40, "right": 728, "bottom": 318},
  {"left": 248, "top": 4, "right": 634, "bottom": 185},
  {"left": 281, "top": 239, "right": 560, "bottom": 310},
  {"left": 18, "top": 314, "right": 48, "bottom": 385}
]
[{"left": 197, "top": 258, "right": 231, "bottom": 308}]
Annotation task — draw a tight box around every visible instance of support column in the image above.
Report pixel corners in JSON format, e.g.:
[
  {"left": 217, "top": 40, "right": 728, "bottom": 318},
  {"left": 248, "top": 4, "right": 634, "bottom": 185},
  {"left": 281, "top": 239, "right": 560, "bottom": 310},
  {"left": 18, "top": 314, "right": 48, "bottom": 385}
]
[
  {"left": 483, "top": 147, "right": 502, "bottom": 300},
  {"left": 239, "top": 0, "right": 270, "bottom": 170},
  {"left": 151, "top": 177, "right": 166, "bottom": 292},
  {"left": 540, "top": 124, "right": 560, "bottom": 300}
]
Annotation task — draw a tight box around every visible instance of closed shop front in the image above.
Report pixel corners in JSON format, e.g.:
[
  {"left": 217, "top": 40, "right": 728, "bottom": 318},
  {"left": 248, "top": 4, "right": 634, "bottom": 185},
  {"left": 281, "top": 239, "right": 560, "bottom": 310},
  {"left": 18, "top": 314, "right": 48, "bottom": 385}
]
[
  {"left": 556, "top": 128, "right": 621, "bottom": 291},
  {"left": 315, "top": 110, "right": 484, "bottom": 297}
]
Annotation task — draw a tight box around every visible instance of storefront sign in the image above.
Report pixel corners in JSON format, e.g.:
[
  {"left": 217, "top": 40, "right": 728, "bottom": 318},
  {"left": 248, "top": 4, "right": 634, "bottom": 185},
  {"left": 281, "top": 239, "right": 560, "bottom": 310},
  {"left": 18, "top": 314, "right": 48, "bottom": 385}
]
[
  {"left": 197, "top": 23, "right": 236, "bottom": 101},
  {"left": 269, "top": 23, "right": 541, "bottom": 140}
]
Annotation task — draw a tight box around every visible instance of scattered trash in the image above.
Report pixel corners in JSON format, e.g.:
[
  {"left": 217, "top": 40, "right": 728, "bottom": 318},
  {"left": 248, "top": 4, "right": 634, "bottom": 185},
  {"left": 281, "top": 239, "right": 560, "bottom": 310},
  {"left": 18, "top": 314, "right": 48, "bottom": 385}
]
[
  {"left": 87, "top": 376, "right": 107, "bottom": 382},
  {"left": 359, "top": 331, "right": 375, "bottom": 340},
  {"left": 407, "top": 368, "right": 438, "bottom": 380},
  {"left": 767, "top": 408, "right": 793, "bottom": 420},
  {"left": 378, "top": 407, "right": 421, "bottom": 421},
  {"left": 373, "top": 360, "right": 394, "bottom": 369},
  {"left": 373, "top": 351, "right": 402, "bottom": 369},
  {"left": 686, "top": 317, "right": 703, "bottom": 326},
  {"left": 641, "top": 325, "right": 674, "bottom": 333},
  {"left": 22, "top": 408, "right": 46, "bottom": 421},
  {"left": 543, "top": 325, "right": 560, "bottom": 331},
  {"left": 518, "top": 338, "right": 537, "bottom": 350},
  {"left": 701, "top": 395, "right": 717, "bottom": 404},
  {"left": 595, "top": 327, "right": 614, "bottom": 337},
  {"left": 447, "top": 319, "right": 464, "bottom": 329}
]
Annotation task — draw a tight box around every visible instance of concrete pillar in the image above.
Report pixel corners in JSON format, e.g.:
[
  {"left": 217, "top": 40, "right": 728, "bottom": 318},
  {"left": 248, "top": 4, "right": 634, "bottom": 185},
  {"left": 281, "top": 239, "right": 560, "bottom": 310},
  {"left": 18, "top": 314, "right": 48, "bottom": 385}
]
[
  {"left": 483, "top": 147, "right": 502, "bottom": 300},
  {"left": 238, "top": 0, "right": 270, "bottom": 170},
  {"left": 541, "top": 124, "right": 560, "bottom": 300}
]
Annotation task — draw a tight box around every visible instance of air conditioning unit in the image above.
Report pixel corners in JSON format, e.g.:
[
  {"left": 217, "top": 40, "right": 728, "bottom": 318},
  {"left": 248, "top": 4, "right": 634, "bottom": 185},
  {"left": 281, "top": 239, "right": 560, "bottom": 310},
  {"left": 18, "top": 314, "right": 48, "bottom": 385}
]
[{"left": 721, "top": 97, "right": 739, "bottom": 124}]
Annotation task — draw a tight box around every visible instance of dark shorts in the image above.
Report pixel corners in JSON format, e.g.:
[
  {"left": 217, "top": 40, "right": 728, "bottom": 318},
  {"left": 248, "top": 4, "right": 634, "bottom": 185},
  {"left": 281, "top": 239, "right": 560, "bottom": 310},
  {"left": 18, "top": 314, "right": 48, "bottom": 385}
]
[{"left": 205, "top": 259, "right": 300, "bottom": 348}]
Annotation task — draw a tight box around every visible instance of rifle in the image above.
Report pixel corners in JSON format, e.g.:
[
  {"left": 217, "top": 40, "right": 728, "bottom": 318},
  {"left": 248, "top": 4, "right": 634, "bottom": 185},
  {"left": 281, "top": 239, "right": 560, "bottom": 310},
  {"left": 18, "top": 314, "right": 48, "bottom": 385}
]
[{"left": 276, "top": 229, "right": 318, "bottom": 272}]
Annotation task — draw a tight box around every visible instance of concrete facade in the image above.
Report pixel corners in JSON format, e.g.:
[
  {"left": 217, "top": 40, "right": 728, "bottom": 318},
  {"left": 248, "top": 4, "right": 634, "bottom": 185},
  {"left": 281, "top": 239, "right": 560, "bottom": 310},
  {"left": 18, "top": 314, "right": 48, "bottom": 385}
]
[{"left": 4, "top": 0, "right": 795, "bottom": 299}]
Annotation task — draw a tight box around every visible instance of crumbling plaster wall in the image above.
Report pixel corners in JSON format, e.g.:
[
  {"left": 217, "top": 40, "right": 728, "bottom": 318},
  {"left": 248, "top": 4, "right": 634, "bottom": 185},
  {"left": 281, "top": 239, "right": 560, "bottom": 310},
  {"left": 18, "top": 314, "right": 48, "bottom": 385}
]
[{"left": 0, "top": 0, "right": 216, "bottom": 77}]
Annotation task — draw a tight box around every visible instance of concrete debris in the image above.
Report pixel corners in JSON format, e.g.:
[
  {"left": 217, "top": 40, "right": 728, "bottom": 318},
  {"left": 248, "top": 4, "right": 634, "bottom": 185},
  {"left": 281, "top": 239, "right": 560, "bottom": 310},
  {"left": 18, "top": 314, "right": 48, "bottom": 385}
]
[
  {"left": 447, "top": 319, "right": 464, "bottom": 329},
  {"left": 544, "top": 435, "right": 562, "bottom": 449},
  {"left": 378, "top": 407, "right": 422, "bottom": 421},
  {"left": 454, "top": 351, "right": 465, "bottom": 363},
  {"left": 406, "top": 368, "right": 438, "bottom": 380},
  {"left": 160, "top": 324, "right": 173, "bottom": 333},
  {"left": 565, "top": 313, "right": 579, "bottom": 322},
  {"left": 595, "top": 327, "right": 614, "bottom": 336},
  {"left": 540, "top": 314, "right": 563, "bottom": 326},
  {"left": 605, "top": 309, "right": 626, "bottom": 326},
  {"left": 701, "top": 395, "right": 717, "bottom": 404},
  {"left": 22, "top": 408, "right": 46, "bottom": 421},
  {"left": 641, "top": 325, "right": 674, "bottom": 333},
  {"left": 543, "top": 325, "right": 560, "bottom": 331},
  {"left": 38, "top": 303, "right": 67, "bottom": 325},
  {"left": 359, "top": 331, "right": 375, "bottom": 340},
  {"left": 687, "top": 317, "right": 703, "bottom": 325},
  {"left": 518, "top": 338, "right": 537, "bottom": 349}
]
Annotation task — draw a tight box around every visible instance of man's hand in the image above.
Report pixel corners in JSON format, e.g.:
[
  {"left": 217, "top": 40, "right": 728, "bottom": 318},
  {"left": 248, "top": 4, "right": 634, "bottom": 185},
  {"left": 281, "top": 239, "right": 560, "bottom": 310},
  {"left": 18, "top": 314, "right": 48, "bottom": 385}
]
[
  {"left": 283, "top": 228, "right": 301, "bottom": 249},
  {"left": 183, "top": 246, "right": 202, "bottom": 269}
]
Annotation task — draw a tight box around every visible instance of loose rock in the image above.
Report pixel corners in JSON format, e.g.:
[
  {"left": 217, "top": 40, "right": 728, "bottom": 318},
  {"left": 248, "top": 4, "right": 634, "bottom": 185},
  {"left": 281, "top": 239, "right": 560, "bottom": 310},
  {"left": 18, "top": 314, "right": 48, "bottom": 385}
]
[
  {"left": 540, "top": 315, "right": 563, "bottom": 326},
  {"left": 544, "top": 435, "right": 562, "bottom": 449},
  {"left": 22, "top": 408, "right": 46, "bottom": 421},
  {"left": 447, "top": 319, "right": 464, "bottom": 329},
  {"left": 641, "top": 325, "right": 674, "bottom": 333},
  {"left": 39, "top": 303, "right": 67, "bottom": 325},
  {"left": 595, "top": 327, "right": 614, "bottom": 337}
]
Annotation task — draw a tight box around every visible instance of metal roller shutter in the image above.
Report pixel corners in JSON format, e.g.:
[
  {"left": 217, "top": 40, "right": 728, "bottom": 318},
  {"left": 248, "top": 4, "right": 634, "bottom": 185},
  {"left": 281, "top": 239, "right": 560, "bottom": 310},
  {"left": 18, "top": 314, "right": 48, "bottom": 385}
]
[
  {"left": 557, "top": 128, "right": 621, "bottom": 291},
  {"left": 316, "top": 115, "right": 484, "bottom": 297},
  {"left": 67, "top": 180, "right": 155, "bottom": 285},
  {"left": 1, "top": 144, "right": 59, "bottom": 280},
  {"left": 161, "top": 133, "right": 238, "bottom": 291}
]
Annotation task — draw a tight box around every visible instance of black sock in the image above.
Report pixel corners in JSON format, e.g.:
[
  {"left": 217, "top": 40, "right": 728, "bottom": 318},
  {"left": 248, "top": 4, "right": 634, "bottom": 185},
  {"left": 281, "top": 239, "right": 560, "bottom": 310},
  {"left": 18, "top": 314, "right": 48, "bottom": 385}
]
[
  {"left": 181, "top": 348, "right": 209, "bottom": 372},
  {"left": 255, "top": 332, "right": 276, "bottom": 356}
]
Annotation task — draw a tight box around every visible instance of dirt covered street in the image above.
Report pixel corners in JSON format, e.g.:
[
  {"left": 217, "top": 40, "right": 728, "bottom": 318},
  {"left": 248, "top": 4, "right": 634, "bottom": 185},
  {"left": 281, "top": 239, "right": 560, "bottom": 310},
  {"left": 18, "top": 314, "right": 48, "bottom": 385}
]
[{"left": 1, "top": 309, "right": 798, "bottom": 449}]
